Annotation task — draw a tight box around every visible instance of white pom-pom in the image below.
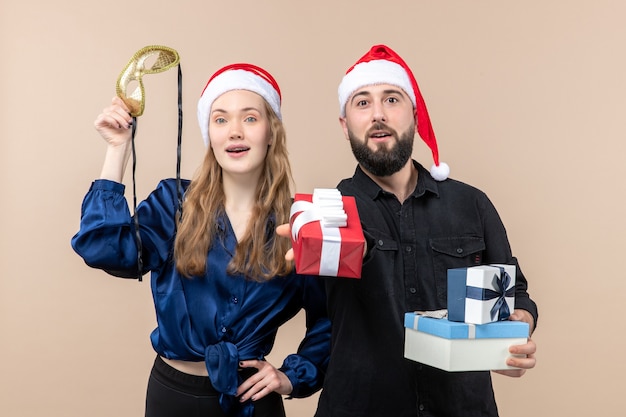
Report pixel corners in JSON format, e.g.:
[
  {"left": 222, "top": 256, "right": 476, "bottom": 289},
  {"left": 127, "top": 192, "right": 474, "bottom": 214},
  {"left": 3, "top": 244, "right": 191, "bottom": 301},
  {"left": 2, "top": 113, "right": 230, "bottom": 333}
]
[{"left": 430, "top": 162, "right": 450, "bottom": 181}]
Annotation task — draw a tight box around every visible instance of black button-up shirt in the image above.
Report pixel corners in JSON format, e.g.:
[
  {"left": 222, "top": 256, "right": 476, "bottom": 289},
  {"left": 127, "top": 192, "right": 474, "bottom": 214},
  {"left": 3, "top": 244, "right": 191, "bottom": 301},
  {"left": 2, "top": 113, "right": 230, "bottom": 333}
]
[{"left": 315, "top": 161, "right": 538, "bottom": 417}]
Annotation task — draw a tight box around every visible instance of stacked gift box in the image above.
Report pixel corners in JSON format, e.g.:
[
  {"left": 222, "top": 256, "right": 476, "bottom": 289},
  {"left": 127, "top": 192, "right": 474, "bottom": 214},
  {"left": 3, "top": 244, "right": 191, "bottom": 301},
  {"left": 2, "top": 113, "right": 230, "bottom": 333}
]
[{"left": 404, "top": 265, "right": 529, "bottom": 371}]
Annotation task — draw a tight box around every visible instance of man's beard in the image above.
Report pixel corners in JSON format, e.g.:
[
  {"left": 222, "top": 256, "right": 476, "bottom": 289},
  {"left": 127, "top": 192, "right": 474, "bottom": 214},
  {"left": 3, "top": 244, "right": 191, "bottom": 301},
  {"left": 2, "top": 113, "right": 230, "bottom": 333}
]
[{"left": 348, "top": 122, "right": 414, "bottom": 177}]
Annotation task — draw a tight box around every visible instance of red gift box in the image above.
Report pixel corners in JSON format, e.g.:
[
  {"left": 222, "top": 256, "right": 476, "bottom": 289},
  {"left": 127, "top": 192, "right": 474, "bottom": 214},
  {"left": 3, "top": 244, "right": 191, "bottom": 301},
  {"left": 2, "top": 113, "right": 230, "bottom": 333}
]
[{"left": 290, "top": 189, "right": 365, "bottom": 278}]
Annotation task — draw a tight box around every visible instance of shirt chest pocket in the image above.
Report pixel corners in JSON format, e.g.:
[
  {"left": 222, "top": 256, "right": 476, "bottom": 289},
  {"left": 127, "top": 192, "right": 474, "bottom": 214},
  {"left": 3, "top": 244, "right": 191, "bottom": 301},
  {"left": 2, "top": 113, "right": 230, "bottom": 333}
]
[
  {"left": 357, "top": 229, "right": 399, "bottom": 298},
  {"left": 429, "top": 237, "right": 485, "bottom": 301}
]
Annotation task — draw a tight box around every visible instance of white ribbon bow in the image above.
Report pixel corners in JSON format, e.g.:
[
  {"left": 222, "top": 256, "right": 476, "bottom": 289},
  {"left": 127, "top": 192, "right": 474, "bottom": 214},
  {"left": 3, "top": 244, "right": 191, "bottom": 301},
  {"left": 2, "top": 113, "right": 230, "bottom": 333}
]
[{"left": 290, "top": 189, "right": 348, "bottom": 276}]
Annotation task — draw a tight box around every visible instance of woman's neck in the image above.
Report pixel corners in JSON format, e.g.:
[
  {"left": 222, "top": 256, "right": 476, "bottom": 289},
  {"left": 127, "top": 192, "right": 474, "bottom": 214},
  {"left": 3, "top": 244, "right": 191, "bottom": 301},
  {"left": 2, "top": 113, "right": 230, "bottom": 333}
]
[{"left": 222, "top": 173, "right": 259, "bottom": 241}]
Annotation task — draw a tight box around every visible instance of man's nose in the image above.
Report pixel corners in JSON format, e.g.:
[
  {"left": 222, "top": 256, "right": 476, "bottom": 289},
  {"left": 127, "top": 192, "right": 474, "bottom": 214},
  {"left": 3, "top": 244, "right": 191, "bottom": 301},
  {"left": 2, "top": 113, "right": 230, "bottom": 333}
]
[{"left": 371, "top": 101, "right": 386, "bottom": 123}]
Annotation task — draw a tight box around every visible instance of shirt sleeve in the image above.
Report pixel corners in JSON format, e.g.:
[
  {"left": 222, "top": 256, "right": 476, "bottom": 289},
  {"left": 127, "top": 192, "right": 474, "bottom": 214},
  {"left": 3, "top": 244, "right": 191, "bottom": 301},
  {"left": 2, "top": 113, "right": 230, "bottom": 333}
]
[
  {"left": 479, "top": 192, "right": 539, "bottom": 329},
  {"left": 70, "top": 179, "right": 179, "bottom": 276},
  {"left": 279, "top": 275, "right": 331, "bottom": 398}
]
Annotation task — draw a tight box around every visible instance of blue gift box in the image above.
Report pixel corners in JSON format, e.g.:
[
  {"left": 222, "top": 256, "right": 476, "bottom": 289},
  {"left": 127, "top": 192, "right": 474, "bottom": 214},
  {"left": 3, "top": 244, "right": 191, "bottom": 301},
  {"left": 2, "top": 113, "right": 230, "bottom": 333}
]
[
  {"left": 448, "top": 264, "right": 516, "bottom": 325},
  {"left": 404, "top": 312, "right": 529, "bottom": 371}
]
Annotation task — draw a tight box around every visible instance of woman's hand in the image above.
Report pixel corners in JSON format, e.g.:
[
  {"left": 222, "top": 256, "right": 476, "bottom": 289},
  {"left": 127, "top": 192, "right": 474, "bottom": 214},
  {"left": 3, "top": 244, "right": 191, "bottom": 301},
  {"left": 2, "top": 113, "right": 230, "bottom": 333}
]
[
  {"left": 95, "top": 97, "right": 134, "bottom": 182},
  {"left": 236, "top": 359, "right": 293, "bottom": 402},
  {"left": 94, "top": 96, "right": 133, "bottom": 147}
]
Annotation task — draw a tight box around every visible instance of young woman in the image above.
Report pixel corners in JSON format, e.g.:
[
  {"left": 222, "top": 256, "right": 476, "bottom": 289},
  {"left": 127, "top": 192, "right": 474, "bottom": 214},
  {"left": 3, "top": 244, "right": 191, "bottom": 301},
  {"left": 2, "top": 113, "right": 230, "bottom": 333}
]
[{"left": 71, "top": 64, "right": 330, "bottom": 417}]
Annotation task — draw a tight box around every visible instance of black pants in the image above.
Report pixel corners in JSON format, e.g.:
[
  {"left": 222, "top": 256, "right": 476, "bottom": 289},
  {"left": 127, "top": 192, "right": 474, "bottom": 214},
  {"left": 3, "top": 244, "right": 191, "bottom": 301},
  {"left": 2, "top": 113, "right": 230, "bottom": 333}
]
[{"left": 145, "top": 355, "right": 286, "bottom": 417}]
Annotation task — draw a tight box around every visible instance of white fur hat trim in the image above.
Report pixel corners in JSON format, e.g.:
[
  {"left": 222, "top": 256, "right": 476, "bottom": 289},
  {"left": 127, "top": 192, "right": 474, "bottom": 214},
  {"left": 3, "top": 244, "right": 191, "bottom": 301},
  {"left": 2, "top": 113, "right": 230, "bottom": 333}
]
[
  {"left": 197, "top": 69, "right": 281, "bottom": 146},
  {"left": 338, "top": 60, "right": 416, "bottom": 117}
]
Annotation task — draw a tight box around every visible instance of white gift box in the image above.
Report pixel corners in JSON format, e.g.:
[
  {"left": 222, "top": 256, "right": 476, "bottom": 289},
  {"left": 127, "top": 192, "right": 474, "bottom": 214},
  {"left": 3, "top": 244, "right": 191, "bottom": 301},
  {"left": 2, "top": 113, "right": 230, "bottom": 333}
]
[
  {"left": 404, "top": 312, "right": 529, "bottom": 372},
  {"left": 447, "top": 264, "right": 516, "bottom": 325}
]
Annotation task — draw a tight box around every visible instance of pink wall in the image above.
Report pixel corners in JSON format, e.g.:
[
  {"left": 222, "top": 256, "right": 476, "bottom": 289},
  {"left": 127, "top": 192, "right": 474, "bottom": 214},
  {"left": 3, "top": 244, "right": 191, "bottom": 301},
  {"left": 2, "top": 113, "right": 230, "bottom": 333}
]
[{"left": 1, "top": 1, "right": 624, "bottom": 416}]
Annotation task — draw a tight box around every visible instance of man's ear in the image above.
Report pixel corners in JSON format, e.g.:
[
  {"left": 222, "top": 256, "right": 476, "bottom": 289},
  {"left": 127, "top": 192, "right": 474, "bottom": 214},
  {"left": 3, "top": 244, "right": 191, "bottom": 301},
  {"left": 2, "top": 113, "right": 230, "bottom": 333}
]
[{"left": 339, "top": 116, "right": 349, "bottom": 140}]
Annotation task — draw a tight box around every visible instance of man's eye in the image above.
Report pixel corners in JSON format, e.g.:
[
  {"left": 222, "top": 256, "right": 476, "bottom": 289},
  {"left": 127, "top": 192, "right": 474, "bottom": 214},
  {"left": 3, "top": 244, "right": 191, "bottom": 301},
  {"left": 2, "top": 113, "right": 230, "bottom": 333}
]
[
  {"left": 387, "top": 97, "right": 398, "bottom": 103},
  {"left": 356, "top": 100, "right": 368, "bottom": 107}
]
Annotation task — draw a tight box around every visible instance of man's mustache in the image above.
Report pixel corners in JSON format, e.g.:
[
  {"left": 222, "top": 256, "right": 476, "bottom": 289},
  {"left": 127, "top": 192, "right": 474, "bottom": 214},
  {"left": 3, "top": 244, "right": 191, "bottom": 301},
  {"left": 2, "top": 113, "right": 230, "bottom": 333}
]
[{"left": 366, "top": 122, "right": 398, "bottom": 140}]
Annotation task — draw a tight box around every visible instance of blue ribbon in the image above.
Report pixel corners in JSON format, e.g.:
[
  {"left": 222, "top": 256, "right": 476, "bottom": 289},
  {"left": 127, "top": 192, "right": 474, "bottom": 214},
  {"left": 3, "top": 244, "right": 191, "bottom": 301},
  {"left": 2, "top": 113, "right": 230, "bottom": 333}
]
[{"left": 465, "top": 267, "right": 515, "bottom": 321}]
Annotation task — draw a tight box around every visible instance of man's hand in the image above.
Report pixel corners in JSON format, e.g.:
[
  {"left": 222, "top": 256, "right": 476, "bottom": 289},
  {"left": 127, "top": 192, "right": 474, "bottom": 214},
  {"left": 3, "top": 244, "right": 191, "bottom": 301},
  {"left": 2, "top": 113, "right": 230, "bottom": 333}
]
[
  {"left": 275, "top": 223, "right": 294, "bottom": 261},
  {"left": 493, "top": 309, "right": 537, "bottom": 377}
]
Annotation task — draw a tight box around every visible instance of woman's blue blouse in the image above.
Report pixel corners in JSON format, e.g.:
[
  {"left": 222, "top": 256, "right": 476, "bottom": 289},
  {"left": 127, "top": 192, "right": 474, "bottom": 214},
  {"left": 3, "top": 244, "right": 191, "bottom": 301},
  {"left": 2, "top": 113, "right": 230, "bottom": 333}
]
[{"left": 71, "top": 179, "right": 331, "bottom": 410}]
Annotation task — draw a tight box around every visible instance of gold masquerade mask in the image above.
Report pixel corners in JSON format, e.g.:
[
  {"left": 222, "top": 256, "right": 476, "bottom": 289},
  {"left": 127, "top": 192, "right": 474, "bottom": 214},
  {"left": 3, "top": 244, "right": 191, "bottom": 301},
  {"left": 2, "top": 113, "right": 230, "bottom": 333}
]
[
  {"left": 116, "top": 45, "right": 180, "bottom": 117},
  {"left": 111, "top": 45, "right": 183, "bottom": 282}
]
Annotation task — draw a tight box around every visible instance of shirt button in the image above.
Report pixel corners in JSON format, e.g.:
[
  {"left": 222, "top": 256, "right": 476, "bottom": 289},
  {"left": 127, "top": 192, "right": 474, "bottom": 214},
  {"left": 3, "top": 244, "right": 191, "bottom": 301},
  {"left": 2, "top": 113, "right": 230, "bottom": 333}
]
[
  {"left": 231, "top": 296, "right": 238, "bottom": 304},
  {"left": 456, "top": 248, "right": 464, "bottom": 254},
  {"left": 221, "top": 326, "right": 227, "bottom": 333},
  {"left": 378, "top": 239, "right": 384, "bottom": 246},
  {"left": 409, "top": 287, "right": 417, "bottom": 294},
  {"left": 405, "top": 246, "right": 412, "bottom": 252},
  {"left": 419, "top": 404, "right": 425, "bottom": 411}
]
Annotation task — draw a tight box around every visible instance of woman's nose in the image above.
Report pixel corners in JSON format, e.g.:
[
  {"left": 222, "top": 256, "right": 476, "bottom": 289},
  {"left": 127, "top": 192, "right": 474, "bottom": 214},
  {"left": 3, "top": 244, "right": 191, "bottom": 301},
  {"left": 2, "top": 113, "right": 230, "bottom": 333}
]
[{"left": 229, "top": 121, "right": 243, "bottom": 139}]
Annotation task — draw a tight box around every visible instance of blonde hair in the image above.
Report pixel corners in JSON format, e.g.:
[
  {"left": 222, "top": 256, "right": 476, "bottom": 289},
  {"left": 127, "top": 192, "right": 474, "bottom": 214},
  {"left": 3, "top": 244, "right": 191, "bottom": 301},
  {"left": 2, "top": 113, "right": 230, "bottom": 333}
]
[{"left": 174, "top": 101, "right": 294, "bottom": 281}]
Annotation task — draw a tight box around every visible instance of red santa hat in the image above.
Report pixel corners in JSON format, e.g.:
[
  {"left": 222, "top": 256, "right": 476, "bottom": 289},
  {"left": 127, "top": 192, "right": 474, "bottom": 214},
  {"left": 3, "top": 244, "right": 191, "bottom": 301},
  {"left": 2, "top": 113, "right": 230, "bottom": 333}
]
[
  {"left": 338, "top": 44, "right": 449, "bottom": 181},
  {"left": 197, "top": 63, "right": 282, "bottom": 146}
]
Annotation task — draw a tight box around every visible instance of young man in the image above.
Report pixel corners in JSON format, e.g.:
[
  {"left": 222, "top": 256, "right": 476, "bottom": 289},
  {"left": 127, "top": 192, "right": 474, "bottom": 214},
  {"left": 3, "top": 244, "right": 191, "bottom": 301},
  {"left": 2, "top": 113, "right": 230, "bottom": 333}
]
[{"left": 314, "top": 44, "right": 538, "bottom": 417}]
